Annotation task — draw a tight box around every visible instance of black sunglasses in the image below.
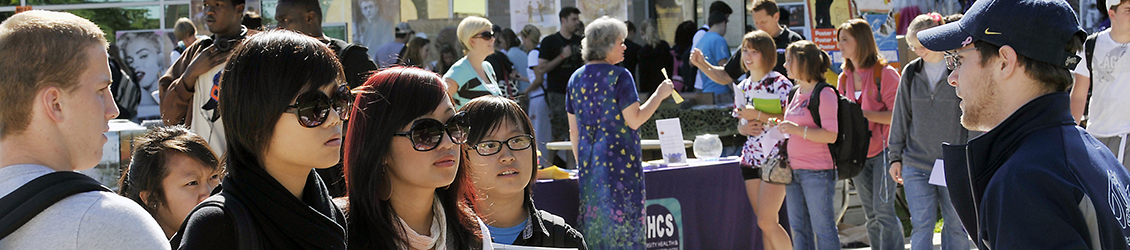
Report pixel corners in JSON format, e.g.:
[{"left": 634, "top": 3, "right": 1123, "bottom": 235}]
[
  {"left": 469, "top": 134, "right": 534, "bottom": 156},
  {"left": 475, "top": 31, "right": 495, "bottom": 40},
  {"left": 285, "top": 84, "right": 352, "bottom": 128},
  {"left": 395, "top": 112, "right": 469, "bottom": 151}
]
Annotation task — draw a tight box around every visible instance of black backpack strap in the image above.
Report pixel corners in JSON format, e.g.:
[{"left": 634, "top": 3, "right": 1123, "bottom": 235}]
[
  {"left": 807, "top": 82, "right": 832, "bottom": 128},
  {"left": 1085, "top": 33, "right": 1097, "bottom": 74},
  {"left": 1083, "top": 33, "right": 1098, "bottom": 119},
  {"left": 219, "top": 193, "right": 260, "bottom": 250},
  {"left": 0, "top": 171, "right": 110, "bottom": 240}
]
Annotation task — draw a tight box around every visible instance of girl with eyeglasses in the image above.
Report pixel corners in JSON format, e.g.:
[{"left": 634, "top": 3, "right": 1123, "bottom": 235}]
[
  {"left": 171, "top": 30, "right": 348, "bottom": 249},
  {"left": 458, "top": 96, "right": 588, "bottom": 249},
  {"left": 343, "top": 66, "right": 492, "bottom": 249},
  {"left": 444, "top": 16, "right": 504, "bottom": 109}
]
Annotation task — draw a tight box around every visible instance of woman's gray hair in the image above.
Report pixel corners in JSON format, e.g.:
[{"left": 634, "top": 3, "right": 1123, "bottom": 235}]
[{"left": 581, "top": 16, "right": 627, "bottom": 62}]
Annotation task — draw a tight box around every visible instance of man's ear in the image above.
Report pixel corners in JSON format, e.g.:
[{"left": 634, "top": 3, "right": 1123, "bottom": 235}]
[
  {"left": 236, "top": 3, "right": 245, "bottom": 15},
  {"left": 305, "top": 10, "right": 318, "bottom": 24},
  {"left": 995, "top": 45, "right": 1020, "bottom": 80},
  {"left": 772, "top": 12, "right": 781, "bottom": 22},
  {"left": 40, "top": 86, "right": 66, "bottom": 124}
]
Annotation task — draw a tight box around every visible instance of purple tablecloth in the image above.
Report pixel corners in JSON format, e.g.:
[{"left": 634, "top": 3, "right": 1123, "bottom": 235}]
[{"left": 532, "top": 160, "right": 789, "bottom": 250}]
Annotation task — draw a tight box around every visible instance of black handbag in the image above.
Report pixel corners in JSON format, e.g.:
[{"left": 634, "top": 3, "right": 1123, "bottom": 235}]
[{"left": 760, "top": 140, "right": 793, "bottom": 184}]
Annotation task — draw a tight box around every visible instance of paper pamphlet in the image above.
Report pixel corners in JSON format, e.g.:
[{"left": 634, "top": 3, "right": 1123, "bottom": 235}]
[
  {"left": 656, "top": 118, "right": 686, "bottom": 164},
  {"left": 929, "top": 159, "right": 946, "bottom": 187},
  {"left": 759, "top": 124, "right": 787, "bottom": 150}
]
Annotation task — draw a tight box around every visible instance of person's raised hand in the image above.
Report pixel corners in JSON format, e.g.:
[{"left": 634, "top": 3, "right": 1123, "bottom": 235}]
[
  {"left": 689, "top": 48, "right": 707, "bottom": 68},
  {"left": 560, "top": 45, "right": 573, "bottom": 59}
]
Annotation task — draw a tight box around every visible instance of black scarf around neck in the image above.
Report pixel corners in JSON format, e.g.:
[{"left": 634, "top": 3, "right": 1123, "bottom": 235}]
[{"left": 222, "top": 161, "right": 347, "bottom": 249}]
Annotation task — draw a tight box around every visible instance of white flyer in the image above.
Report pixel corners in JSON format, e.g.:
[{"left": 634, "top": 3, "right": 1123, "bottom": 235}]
[
  {"left": 656, "top": 118, "right": 687, "bottom": 164},
  {"left": 929, "top": 159, "right": 947, "bottom": 187}
]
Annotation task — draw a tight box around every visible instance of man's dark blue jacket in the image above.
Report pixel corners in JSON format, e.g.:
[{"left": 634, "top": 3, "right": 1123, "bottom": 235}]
[{"left": 943, "top": 93, "right": 1130, "bottom": 250}]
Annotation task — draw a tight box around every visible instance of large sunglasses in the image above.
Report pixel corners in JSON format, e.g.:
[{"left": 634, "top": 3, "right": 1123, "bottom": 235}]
[
  {"left": 395, "top": 112, "right": 469, "bottom": 151},
  {"left": 285, "top": 84, "right": 353, "bottom": 128},
  {"left": 474, "top": 31, "right": 495, "bottom": 40},
  {"left": 468, "top": 134, "right": 534, "bottom": 156}
]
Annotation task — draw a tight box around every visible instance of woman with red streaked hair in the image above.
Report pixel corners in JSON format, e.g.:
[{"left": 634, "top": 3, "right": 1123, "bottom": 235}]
[{"left": 342, "top": 66, "right": 491, "bottom": 249}]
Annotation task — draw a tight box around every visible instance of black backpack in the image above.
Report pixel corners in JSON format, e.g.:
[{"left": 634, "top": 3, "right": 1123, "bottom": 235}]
[
  {"left": 0, "top": 172, "right": 111, "bottom": 240},
  {"left": 789, "top": 82, "right": 870, "bottom": 180}
]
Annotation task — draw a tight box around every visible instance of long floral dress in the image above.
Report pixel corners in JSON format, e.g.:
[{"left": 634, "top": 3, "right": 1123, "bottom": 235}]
[{"left": 565, "top": 63, "right": 645, "bottom": 249}]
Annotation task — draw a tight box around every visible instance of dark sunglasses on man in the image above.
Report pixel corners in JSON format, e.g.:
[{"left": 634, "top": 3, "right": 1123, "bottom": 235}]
[
  {"left": 285, "top": 84, "right": 353, "bottom": 128},
  {"left": 395, "top": 112, "right": 469, "bottom": 151}
]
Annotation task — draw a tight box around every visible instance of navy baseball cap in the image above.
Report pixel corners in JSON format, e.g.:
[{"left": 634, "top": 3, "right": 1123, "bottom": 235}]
[{"left": 917, "top": 0, "right": 1086, "bottom": 69}]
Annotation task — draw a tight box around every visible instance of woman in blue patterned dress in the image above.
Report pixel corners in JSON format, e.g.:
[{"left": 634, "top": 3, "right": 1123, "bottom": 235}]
[{"left": 566, "top": 16, "right": 675, "bottom": 249}]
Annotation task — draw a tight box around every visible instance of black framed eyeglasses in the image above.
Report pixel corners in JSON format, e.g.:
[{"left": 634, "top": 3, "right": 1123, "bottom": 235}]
[
  {"left": 285, "top": 84, "right": 352, "bottom": 128},
  {"left": 469, "top": 134, "right": 533, "bottom": 156},
  {"left": 944, "top": 47, "right": 977, "bottom": 71},
  {"left": 474, "top": 31, "right": 495, "bottom": 40},
  {"left": 394, "top": 112, "right": 469, "bottom": 151}
]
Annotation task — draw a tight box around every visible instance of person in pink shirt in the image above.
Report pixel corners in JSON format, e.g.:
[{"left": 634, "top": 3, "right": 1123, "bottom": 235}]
[
  {"left": 778, "top": 40, "right": 841, "bottom": 250},
  {"left": 834, "top": 19, "right": 903, "bottom": 250}
]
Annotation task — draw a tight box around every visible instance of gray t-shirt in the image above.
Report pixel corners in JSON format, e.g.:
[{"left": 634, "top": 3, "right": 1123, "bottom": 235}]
[
  {"left": 374, "top": 41, "right": 406, "bottom": 68},
  {"left": 0, "top": 164, "right": 169, "bottom": 249}
]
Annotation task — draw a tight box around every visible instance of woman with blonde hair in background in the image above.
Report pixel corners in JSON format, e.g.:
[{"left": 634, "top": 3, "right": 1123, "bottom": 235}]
[
  {"left": 517, "top": 24, "right": 553, "bottom": 168},
  {"left": 443, "top": 16, "right": 504, "bottom": 109}
]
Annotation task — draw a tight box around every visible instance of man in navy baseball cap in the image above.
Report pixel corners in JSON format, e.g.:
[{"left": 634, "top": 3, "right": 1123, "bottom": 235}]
[{"left": 925, "top": 0, "right": 1130, "bottom": 249}]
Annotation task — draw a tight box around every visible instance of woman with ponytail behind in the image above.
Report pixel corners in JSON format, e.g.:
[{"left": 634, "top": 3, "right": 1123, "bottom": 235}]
[{"left": 777, "top": 40, "right": 841, "bottom": 250}]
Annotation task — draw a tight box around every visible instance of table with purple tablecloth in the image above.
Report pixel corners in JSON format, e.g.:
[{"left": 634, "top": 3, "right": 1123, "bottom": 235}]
[{"left": 532, "top": 159, "right": 789, "bottom": 250}]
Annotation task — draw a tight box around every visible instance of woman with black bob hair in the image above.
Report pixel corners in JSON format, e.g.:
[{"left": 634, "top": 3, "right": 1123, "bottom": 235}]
[
  {"left": 459, "top": 95, "right": 587, "bottom": 248},
  {"left": 343, "top": 66, "right": 491, "bottom": 249},
  {"left": 171, "top": 30, "right": 349, "bottom": 249}
]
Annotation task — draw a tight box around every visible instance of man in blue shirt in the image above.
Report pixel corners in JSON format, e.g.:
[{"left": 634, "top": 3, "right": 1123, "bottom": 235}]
[{"left": 694, "top": 11, "right": 732, "bottom": 104}]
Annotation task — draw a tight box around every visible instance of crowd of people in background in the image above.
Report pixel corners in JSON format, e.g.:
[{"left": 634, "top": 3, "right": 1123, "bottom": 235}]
[{"left": 3, "top": 0, "right": 1130, "bottom": 249}]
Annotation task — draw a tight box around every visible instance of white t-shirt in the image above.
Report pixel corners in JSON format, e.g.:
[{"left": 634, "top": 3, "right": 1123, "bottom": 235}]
[
  {"left": 691, "top": 25, "right": 710, "bottom": 90},
  {"left": 527, "top": 49, "right": 545, "bottom": 97},
  {"left": 1074, "top": 30, "right": 1130, "bottom": 137},
  {"left": 0, "top": 165, "right": 169, "bottom": 249},
  {"left": 190, "top": 65, "right": 227, "bottom": 157}
]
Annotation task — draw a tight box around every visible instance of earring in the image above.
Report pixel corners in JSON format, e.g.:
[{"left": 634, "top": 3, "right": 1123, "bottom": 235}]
[{"left": 378, "top": 165, "right": 392, "bottom": 201}]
